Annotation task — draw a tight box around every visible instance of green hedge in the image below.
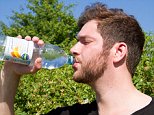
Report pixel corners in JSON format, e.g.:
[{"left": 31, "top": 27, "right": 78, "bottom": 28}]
[
  {"left": 15, "top": 66, "right": 95, "bottom": 114},
  {"left": 1, "top": 0, "right": 152, "bottom": 114},
  {"left": 133, "top": 33, "right": 154, "bottom": 96}
]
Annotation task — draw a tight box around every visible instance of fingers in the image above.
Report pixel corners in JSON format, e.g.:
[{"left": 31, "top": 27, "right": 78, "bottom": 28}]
[
  {"left": 17, "top": 35, "right": 44, "bottom": 44},
  {"left": 24, "top": 36, "right": 44, "bottom": 46},
  {"left": 37, "top": 40, "right": 44, "bottom": 47},
  {"left": 25, "top": 36, "right": 39, "bottom": 42},
  {"left": 17, "top": 35, "right": 44, "bottom": 73},
  {"left": 32, "top": 36, "right": 44, "bottom": 46},
  {"left": 30, "top": 57, "right": 42, "bottom": 74},
  {"left": 17, "top": 35, "right": 22, "bottom": 39},
  {"left": 25, "top": 36, "right": 32, "bottom": 41}
]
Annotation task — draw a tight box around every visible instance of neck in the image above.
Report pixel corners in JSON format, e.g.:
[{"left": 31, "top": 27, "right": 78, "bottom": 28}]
[{"left": 90, "top": 68, "right": 151, "bottom": 115}]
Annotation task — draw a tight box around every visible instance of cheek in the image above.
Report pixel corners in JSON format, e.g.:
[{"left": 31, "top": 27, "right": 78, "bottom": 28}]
[{"left": 82, "top": 45, "right": 102, "bottom": 60}]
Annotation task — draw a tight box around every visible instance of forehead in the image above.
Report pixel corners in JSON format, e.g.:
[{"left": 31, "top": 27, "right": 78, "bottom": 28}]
[{"left": 77, "top": 20, "right": 101, "bottom": 39}]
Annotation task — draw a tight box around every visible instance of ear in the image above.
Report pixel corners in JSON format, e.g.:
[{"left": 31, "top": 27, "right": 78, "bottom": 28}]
[{"left": 112, "top": 42, "right": 127, "bottom": 63}]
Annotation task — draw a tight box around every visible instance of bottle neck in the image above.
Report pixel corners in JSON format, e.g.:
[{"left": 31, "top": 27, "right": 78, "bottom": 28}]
[{"left": 67, "top": 55, "right": 74, "bottom": 65}]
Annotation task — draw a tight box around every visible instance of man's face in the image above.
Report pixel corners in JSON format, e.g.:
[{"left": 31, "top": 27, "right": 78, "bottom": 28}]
[{"left": 70, "top": 20, "right": 109, "bottom": 84}]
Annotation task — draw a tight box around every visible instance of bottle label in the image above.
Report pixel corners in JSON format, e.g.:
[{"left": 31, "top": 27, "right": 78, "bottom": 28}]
[{"left": 3, "top": 36, "right": 34, "bottom": 65}]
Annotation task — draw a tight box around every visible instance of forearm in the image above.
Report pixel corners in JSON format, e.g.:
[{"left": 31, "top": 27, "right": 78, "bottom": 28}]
[{"left": 0, "top": 64, "right": 21, "bottom": 115}]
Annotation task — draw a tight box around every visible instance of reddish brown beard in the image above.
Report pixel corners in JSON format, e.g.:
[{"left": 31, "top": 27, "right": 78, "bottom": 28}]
[{"left": 73, "top": 49, "right": 109, "bottom": 84}]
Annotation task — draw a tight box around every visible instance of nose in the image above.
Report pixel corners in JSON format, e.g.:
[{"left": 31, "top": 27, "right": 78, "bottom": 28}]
[{"left": 70, "top": 42, "right": 81, "bottom": 56}]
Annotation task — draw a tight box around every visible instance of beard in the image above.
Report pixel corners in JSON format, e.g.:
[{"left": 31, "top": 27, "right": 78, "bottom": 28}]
[{"left": 73, "top": 49, "right": 109, "bottom": 84}]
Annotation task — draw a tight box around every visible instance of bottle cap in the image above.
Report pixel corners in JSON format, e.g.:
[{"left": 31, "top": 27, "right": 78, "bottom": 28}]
[{"left": 67, "top": 55, "right": 74, "bottom": 65}]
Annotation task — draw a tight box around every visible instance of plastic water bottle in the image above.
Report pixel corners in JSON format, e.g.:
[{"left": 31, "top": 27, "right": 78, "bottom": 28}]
[{"left": 0, "top": 35, "right": 73, "bottom": 69}]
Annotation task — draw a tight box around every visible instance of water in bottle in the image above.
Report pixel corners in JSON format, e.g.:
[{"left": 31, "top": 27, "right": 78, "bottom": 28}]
[
  {"left": 0, "top": 35, "right": 73, "bottom": 69},
  {"left": 40, "top": 44, "right": 73, "bottom": 69}
]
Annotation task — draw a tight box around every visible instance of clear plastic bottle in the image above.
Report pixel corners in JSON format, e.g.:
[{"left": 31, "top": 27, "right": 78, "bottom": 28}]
[
  {"left": 0, "top": 35, "right": 73, "bottom": 69},
  {"left": 39, "top": 44, "right": 73, "bottom": 69}
]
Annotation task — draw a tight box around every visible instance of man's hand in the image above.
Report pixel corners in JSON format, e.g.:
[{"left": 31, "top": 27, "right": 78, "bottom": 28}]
[
  {"left": 0, "top": 36, "right": 44, "bottom": 115},
  {"left": 4, "top": 35, "right": 44, "bottom": 76}
]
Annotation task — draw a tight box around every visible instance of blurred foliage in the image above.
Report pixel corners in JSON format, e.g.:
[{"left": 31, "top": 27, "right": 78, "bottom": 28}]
[
  {"left": 0, "top": 0, "right": 78, "bottom": 52},
  {"left": 134, "top": 32, "right": 154, "bottom": 97},
  {"left": 14, "top": 66, "right": 95, "bottom": 114},
  {"left": 0, "top": 0, "right": 154, "bottom": 114}
]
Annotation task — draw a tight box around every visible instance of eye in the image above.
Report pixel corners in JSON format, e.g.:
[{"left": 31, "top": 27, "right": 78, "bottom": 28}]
[
  {"left": 83, "top": 40, "right": 91, "bottom": 45},
  {"left": 81, "top": 39, "right": 92, "bottom": 45},
  {"left": 77, "top": 36, "right": 94, "bottom": 45}
]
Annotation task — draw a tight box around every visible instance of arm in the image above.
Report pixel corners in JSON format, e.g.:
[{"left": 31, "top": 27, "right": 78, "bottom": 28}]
[
  {"left": 0, "top": 62, "right": 22, "bottom": 115},
  {"left": 0, "top": 36, "right": 44, "bottom": 115}
]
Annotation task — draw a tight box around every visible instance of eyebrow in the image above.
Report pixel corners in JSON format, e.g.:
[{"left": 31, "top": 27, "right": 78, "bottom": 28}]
[{"left": 77, "top": 35, "right": 96, "bottom": 40}]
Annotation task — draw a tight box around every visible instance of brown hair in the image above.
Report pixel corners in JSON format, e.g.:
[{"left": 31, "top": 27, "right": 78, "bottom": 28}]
[{"left": 78, "top": 2, "right": 145, "bottom": 75}]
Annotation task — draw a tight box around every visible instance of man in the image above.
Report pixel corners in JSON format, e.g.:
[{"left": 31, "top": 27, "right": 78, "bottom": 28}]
[{"left": 0, "top": 2, "right": 154, "bottom": 115}]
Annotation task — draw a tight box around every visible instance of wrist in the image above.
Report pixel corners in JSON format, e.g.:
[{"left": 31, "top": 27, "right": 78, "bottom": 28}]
[
  {"left": 3, "top": 62, "right": 23, "bottom": 77},
  {"left": 0, "top": 65, "right": 21, "bottom": 100}
]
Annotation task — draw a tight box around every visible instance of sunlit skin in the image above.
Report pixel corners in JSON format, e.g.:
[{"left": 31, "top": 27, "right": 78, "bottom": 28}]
[
  {"left": 71, "top": 20, "right": 152, "bottom": 114},
  {"left": 0, "top": 20, "right": 152, "bottom": 115},
  {"left": 70, "top": 20, "right": 109, "bottom": 84}
]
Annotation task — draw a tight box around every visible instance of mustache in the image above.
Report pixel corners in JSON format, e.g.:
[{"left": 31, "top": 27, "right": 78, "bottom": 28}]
[{"left": 74, "top": 57, "right": 82, "bottom": 63}]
